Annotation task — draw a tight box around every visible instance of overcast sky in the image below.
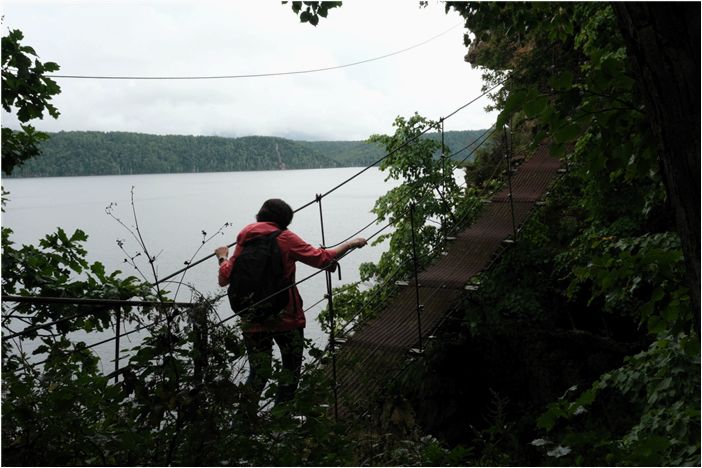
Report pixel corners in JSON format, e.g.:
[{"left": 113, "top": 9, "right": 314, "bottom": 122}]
[{"left": 2, "top": 0, "right": 496, "bottom": 141}]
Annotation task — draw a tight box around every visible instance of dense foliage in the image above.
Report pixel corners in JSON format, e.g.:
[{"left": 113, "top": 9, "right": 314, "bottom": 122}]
[
  {"left": 2, "top": 247, "right": 349, "bottom": 465},
  {"left": 1, "top": 29, "right": 61, "bottom": 176},
  {"left": 431, "top": 2, "right": 699, "bottom": 465}
]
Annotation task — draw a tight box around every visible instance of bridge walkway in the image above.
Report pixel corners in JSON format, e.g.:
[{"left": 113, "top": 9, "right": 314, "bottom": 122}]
[{"left": 330, "top": 144, "right": 561, "bottom": 417}]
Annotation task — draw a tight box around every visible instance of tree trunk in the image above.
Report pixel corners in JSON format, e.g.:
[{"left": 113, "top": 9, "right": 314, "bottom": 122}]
[{"left": 612, "top": 3, "right": 700, "bottom": 333}]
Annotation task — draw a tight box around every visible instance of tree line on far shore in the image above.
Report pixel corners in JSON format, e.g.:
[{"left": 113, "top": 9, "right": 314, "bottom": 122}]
[{"left": 4, "top": 129, "right": 487, "bottom": 178}]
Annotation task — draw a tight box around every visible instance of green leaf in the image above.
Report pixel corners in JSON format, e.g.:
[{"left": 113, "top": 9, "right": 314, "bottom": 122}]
[
  {"left": 549, "top": 71, "right": 573, "bottom": 91},
  {"left": 575, "top": 388, "right": 597, "bottom": 407},
  {"left": 299, "top": 10, "right": 312, "bottom": 22},
  {"left": 90, "top": 261, "right": 106, "bottom": 280},
  {"left": 524, "top": 95, "right": 548, "bottom": 118},
  {"left": 549, "top": 142, "right": 565, "bottom": 158},
  {"left": 503, "top": 88, "right": 527, "bottom": 113},
  {"left": 537, "top": 403, "right": 567, "bottom": 430},
  {"left": 554, "top": 123, "right": 581, "bottom": 143}
]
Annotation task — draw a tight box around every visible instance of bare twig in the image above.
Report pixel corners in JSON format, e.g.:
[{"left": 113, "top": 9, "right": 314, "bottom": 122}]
[
  {"left": 128, "top": 187, "right": 163, "bottom": 297},
  {"left": 174, "top": 222, "right": 231, "bottom": 301},
  {"left": 114, "top": 238, "right": 151, "bottom": 285}
]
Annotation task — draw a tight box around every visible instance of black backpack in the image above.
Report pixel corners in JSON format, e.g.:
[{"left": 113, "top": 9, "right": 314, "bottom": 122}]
[{"left": 227, "top": 230, "right": 290, "bottom": 322}]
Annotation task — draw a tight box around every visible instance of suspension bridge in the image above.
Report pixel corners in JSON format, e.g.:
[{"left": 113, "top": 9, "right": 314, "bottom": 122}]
[
  {"left": 2, "top": 83, "right": 563, "bottom": 425},
  {"left": 326, "top": 144, "right": 561, "bottom": 418}
]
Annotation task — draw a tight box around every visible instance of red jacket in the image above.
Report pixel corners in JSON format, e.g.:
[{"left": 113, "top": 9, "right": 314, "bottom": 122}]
[{"left": 218, "top": 221, "right": 337, "bottom": 333}]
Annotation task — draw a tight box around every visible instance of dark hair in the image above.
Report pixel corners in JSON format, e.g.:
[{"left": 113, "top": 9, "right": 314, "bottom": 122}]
[{"left": 256, "top": 198, "right": 293, "bottom": 229}]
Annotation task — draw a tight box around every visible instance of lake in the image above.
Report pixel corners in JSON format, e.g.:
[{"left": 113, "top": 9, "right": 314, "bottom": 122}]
[{"left": 2, "top": 167, "right": 398, "bottom": 368}]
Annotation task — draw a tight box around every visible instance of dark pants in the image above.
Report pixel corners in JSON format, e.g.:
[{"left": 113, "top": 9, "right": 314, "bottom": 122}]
[{"left": 241, "top": 328, "right": 304, "bottom": 417}]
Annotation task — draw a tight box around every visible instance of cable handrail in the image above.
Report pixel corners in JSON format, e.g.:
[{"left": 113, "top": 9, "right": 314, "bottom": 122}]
[
  {"left": 286, "top": 132, "right": 542, "bottom": 417},
  {"left": 2, "top": 119, "right": 497, "bottom": 365},
  {"left": 328, "top": 126, "right": 499, "bottom": 338},
  {"left": 215, "top": 219, "right": 393, "bottom": 326},
  {"left": 296, "top": 78, "right": 508, "bottom": 210},
  {"left": 32, "top": 297, "right": 221, "bottom": 367},
  {"left": 154, "top": 79, "right": 508, "bottom": 286},
  {"left": 292, "top": 121, "right": 436, "bottom": 215},
  {"left": 92, "top": 132, "right": 526, "bottom": 397},
  {"left": 1, "top": 219, "right": 390, "bottom": 345},
  {"left": 1, "top": 296, "right": 196, "bottom": 341},
  {"left": 1, "top": 295, "right": 194, "bottom": 308},
  {"left": 4, "top": 79, "right": 520, "bottom": 425},
  {"left": 321, "top": 217, "right": 382, "bottom": 249}
]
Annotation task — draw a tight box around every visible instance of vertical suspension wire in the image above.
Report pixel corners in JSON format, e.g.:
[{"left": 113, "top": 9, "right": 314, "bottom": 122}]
[
  {"left": 504, "top": 123, "right": 517, "bottom": 240},
  {"left": 191, "top": 304, "right": 209, "bottom": 387},
  {"left": 316, "top": 194, "right": 339, "bottom": 421},
  {"left": 368, "top": 400, "right": 374, "bottom": 462},
  {"left": 409, "top": 203, "right": 424, "bottom": 353},
  {"left": 114, "top": 308, "right": 121, "bottom": 383},
  {"left": 440, "top": 117, "right": 447, "bottom": 237}
]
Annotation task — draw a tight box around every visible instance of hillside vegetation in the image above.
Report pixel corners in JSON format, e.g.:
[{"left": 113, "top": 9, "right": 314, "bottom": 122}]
[
  {"left": 6, "top": 132, "right": 339, "bottom": 177},
  {"left": 5, "top": 129, "right": 488, "bottom": 178},
  {"left": 298, "top": 129, "right": 490, "bottom": 167}
]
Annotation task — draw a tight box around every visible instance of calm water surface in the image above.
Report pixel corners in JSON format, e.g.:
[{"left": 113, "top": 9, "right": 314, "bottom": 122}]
[{"left": 2, "top": 167, "right": 398, "bottom": 367}]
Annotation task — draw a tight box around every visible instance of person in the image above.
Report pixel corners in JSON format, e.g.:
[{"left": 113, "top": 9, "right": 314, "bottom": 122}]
[{"left": 215, "top": 198, "right": 366, "bottom": 419}]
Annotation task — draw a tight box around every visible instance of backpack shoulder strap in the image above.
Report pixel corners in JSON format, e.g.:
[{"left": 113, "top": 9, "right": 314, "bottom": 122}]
[{"left": 242, "top": 229, "right": 283, "bottom": 246}]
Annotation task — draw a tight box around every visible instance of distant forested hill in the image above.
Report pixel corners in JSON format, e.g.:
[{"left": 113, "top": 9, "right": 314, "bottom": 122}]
[
  {"left": 426, "top": 129, "right": 492, "bottom": 162},
  {"left": 301, "top": 130, "right": 491, "bottom": 167},
  {"left": 7, "top": 132, "right": 340, "bottom": 177},
  {"left": 298, "top": 140, "right": 385, "bottom": 167},
  {"left": 5, "top": 129, "right": 490, "bottom": 178}
]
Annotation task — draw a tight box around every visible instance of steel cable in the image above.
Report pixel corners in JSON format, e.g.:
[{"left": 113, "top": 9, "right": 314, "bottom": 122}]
[
  {"left": 155, "top": 81, "right": 507, "bottom": 286},
  {"left": 30, "top": 303, "right": 195, "bottom": 367},
  {"left": 6, "top": 86, "right": 510, "bottom": 413},
  {"left": 1, "top": 297, "right": 196, "bottom": 341},
  {"left": 324, "top": 127, "right": 499, "bottom": 338},
  {"left": 287, "top": 128, "right": 502, "bottom": 392},
  {"left": 335, "top": 141, "right": 564, "bottom": 414},
  {"left": 5, "top": 121, "right": 498, "bottom": 373},
  {"left": 348, "top": 147, "right": 558, "bottom": 416},
  {"left": 293, "top": 128, "right": 502, "bottom": 381},
  {"left": 320, "top": 217, "right": 382, "bottom": 249},
  {"left": 47, "top": 24, "right": 461, "bottom": 81}
]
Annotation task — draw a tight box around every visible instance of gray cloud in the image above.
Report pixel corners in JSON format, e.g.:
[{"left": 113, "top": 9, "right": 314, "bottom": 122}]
[{"left": 2, "top": 0, "right": 497, "bottom": 140}]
